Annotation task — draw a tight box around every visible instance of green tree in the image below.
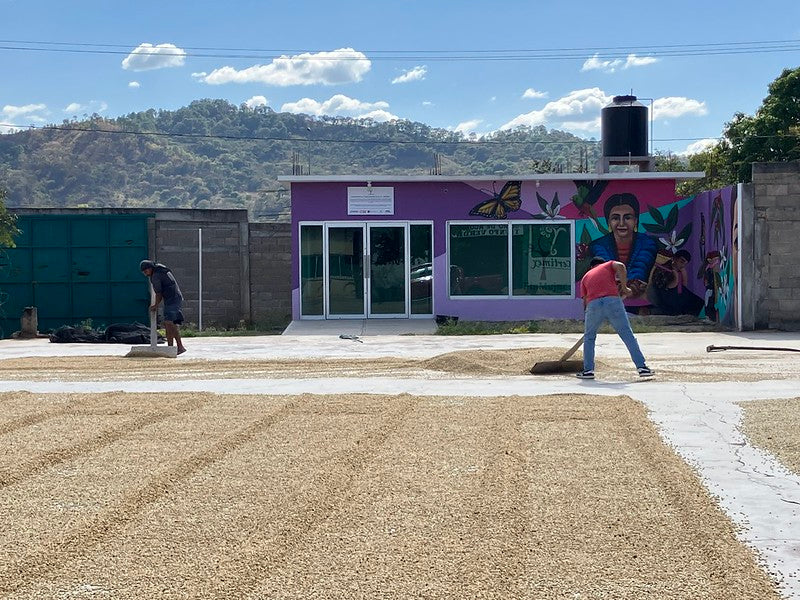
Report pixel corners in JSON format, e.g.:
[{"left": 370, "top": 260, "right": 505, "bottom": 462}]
[
  {"left": 653, "top": 150, "right": 687, "bottom": 172},
  {"left": 0, "top": 188, "right": 19, "bottom": 247},
  {"left": 676, "top": 143, "right": 734, "bottom": 196},
  {"left": 724, "top": 66, "right": 800, "bottom": 182}
]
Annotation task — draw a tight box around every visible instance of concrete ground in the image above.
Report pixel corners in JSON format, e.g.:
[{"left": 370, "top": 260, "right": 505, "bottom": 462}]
[{"left": 1, "top": 329, "right": 799, "bottom": 597}]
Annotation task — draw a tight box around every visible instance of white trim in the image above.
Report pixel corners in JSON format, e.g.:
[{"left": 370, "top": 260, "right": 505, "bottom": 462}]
[
  {"left": 299, "top": 220, "right": 435, "bottom": 320},
  {"left": 447, "top": 220, "right": 576, "bottom": 300},
  {"left": 279, "top": 172, "right": 705, "bottom": 183},
  {"left": 298, "top": 222, "right": 325, "bottom": 319}
]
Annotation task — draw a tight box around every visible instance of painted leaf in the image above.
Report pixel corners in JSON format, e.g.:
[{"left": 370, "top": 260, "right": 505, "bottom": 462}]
[
  {"left": 550, "top": 192, "right": 559, "bottom": 213},
  {"left": 583, "top": 180, "right": 609, "bottom": 205},
  {"left": 642, "top": 223, "right": 667, "bottom": 234},
  {"left": 648, "top": 205, "right": 665, "bottom": 226},
  {"left": 666, "top": 205, "right": 680, "bottom": 230},
  {"left": 536, "top": 192, "right": 548, "bottom": 213},
  {"left": 675, "top": 223, "right": 693, "bottom": 248}
]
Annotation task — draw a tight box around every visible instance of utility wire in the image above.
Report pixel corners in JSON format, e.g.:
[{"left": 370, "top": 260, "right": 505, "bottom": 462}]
[
  {"left": 0, "top": 39, "right": 799, "bottom": 61},
  {"left": 3, "top": 37, "right": 800, "bottom": 53},
  {"left": 0, "top": 122, "right": 728, "bottom": 145}
]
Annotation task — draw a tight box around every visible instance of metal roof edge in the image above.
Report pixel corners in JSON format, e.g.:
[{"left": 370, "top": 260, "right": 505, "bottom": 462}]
[{"left": 278, "top": 172, "right": 706, "bottom": 183}]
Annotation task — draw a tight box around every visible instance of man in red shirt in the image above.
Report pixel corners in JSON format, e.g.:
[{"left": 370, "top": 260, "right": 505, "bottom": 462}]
[{"left": 577, "top": 257, "right": 653, "bottom": 379}]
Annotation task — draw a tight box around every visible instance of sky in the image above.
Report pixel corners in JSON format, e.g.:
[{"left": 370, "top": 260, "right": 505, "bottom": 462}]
[{"left": 2, "top": 0, "right": 800, "bottom": 156}]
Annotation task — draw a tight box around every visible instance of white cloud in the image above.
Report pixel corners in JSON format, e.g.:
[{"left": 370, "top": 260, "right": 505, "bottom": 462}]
[
  {"left": 624, "top": 54, "right": 659, "bottom": 69},
  {"left": 122, "top": 43, "right": 187, "bottom": 71},
  {"left": 191, "top": 72, "right": 207, "bottom": 80},
  {"left": 581, "top": 54, "right": 623, "bottom": 73},
  {"left": 652, "top": 96, "right": 708, "bottom": 120},
  {"left": 1, "top": 103, "right": 47, "bottom": 133},
  {"left": 560, "top": 118, "right": 602, "bottom": 132},
  {"left": 422, "top": 101, "right": 434, "bottom": 106},
  {"left": 245, "top": 95, "right": 269, "bottom": 109},
  {"left": 280, "top": 94, "right": 398, "bottom": 121},
  {"left": 581, "top": 53, "right": 658, "bottom": 73},
  {"left": 522, "top": 88, "right": 548, "bottom": 99},
  {"left": 128, "top": 81, "right": 140, "bottom": 88},
  {"left": 2, "top": 103, "right": 46, "bottom": 120},
  {"left": 62, "top": 101, "right": 108, "bottom": 115},
  {"left": 392, "top": 65, "right": 427, "bottom": 84},
  {"left": 453, "top": 119, "right": 484, "bottom": 136},
  {"left": 680, "top": 138, "right": 718, "bottom": 156},
  {"left": 501, "top": 87, "right": 611, "bottom": 133},
  {"left": 200, "top": 48, "right": 371, "bottom": 86}
]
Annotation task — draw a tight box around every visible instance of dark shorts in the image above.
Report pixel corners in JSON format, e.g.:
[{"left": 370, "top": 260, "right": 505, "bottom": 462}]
[{"left": 163, "top": 298, "right": 184, "bottom": 325}]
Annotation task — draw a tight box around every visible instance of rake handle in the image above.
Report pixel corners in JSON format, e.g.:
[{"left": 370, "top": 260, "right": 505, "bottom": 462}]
[{"left": 559, "top": 335, "right": 586, "bottom": 362}]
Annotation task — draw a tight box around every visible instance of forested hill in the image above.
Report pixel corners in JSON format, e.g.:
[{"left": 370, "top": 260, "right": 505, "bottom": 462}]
[{"left": 0, "top": 98, "right": 601, "bottom": 220}]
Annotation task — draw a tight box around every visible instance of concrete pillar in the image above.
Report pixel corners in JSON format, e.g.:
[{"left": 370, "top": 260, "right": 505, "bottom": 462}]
[{"left": 19, "top": 307, "right": 38, "bottom": 338}]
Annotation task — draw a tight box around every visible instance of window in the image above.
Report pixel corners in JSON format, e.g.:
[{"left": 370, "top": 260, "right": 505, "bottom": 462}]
[
  {"left": 448, "top": 224, "right": 508, "bottom": 296},
  {"left": 512, "top": 223, "right": 573, "bottom": 296},
  {"left": 300, "top": 225, "right": 323, "bottom": 315},
  {"left": 448, "top": 221, "right": 573, "bottom": 298}
]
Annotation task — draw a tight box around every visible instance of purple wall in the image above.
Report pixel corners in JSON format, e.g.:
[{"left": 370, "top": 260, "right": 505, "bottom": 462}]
[{"left": 291, "top": 178, "right": 689, "bottom": 321}]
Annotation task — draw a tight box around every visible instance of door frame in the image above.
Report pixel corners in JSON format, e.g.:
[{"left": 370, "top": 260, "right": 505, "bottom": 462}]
[
  {"left": 365, "top": 221, "right": 409, "bottom": 319},
  {"left": 302, "top": 221, "right": 433, "bottom": 320}
]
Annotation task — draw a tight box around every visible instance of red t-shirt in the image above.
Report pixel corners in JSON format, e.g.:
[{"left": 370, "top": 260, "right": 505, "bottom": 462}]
[{"left": 579, "top": 261, "right": 620, "bottom": 304}]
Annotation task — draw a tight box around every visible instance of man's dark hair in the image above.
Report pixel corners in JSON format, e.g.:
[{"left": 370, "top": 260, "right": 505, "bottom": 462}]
[
  {"left": 674, "top": 249, "right": 691, "bottom": 262},
  {"left": 140, "top": 259, "right": 155, "bottom": 272},
  {"left": 589, "top": 256, "right": 606, "bottom": 268},
  {"left": 603, "top": 193, "right": 640, "bottom": 222}
]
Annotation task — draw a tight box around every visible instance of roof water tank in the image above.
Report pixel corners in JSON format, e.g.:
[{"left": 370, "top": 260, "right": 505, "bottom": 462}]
[{"left": 601, "top": 95, "right": 648, "bottom": 157}]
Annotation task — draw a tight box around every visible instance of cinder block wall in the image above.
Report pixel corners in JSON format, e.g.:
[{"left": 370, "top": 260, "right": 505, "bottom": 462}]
[
  {"left": 248, "top": 223, "right": 292, "bottom": 322},
  {"left": 752, "top": 161, "right": 800, "bottom": 330},
  {"left": 153, "top": 209, "right": 250, "bottom": 328}
]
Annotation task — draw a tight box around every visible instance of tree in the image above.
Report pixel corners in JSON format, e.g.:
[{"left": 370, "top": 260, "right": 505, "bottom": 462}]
[
  {"left": 0, "top": 188, "right": 19, "bottom": 247},
  {"left": 653, "top": 151, "right": 687, "bottom": 172},
  {"left": 676, "top": 143, "right": 735, "bottom": 196},
  {"left": 724, "top": 66, "right": 800, "bottom": 182}
]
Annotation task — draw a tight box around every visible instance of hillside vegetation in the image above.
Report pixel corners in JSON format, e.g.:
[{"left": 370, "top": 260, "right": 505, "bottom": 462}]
[{"left": 0, "top": 99, "right": 602, "bottom": 220}]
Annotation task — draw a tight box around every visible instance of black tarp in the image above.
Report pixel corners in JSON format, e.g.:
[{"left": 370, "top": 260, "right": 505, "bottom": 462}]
[{"left": 49, "top": 322, "right": 164, "bottom": 344}]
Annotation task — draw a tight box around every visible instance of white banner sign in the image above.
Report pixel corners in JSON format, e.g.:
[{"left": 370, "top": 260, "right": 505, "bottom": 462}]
[{"left": 347, "top": 186, "right": 394, "bottom": 215}]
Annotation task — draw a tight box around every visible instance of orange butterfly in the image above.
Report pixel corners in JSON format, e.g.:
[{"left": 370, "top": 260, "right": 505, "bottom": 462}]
[{"left": 469, "top": 181, "right": 522, "bottom": 219}]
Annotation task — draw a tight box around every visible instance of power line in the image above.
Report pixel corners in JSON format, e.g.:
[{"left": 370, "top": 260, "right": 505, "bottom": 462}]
[
  {"left": 0, "top": 39, "right": 799, "bottom": 61},
  {"left": 0, "top": 121, "right": 726, "bottom": 145}
]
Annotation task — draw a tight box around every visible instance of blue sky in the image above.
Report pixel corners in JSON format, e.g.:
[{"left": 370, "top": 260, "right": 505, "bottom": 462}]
[{"left": 2, "top": 0, "right": 800, "bottom": 155}]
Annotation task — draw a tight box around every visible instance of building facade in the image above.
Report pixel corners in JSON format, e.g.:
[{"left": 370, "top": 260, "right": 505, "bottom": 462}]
[{"left": 281, "top": 173, "right": 739, "bottom": 325}]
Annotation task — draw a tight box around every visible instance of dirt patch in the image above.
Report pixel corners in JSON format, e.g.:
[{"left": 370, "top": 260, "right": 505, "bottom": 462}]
[
  {"left": 0, "top": 391, "right": 780, "bottom": 599},
  {"left": 0, "top": 345, "right": 797, "bottom": 382},
  {"left": 739, "top": 396, "right": 800, "bottom": 476}
]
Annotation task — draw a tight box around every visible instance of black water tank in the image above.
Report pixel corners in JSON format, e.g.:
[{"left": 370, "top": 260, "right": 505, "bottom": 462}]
[{"left": 601, "top": 95, "right": 648, "bottom": 157}]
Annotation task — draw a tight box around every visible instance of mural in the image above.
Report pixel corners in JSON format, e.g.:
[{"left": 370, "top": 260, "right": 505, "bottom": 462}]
[
  {"left": 575, "top": 183, "right": 739, "bottom": 323},
  {"left": 466, "top": 179, "right": 739, "bottom": 324}
]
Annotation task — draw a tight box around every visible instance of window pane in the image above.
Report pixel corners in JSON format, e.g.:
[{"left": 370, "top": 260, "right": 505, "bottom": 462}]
[
  {"left": 328, "top": 227, "right": 364, "bottom": 315},
  {"left": 512, "top": 223, "right": 573, "bottom": 296},
  {"left": 410, "top": 224, "right": 432, "bottom": 314},
  {"left": 449, "top": 224, "right": 508, "bottom": 296},
  {"left": 300, "top": 225, "right": 323, "bottom": 315},
  {"left": 370, "top": 226, "right": 405, "bottom": 315}
]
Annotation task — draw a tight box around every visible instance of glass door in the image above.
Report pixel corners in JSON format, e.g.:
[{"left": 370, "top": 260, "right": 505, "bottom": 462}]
[
  {"left": 326, "top": 225, "right": 366, "bottom": 318},
  {"left": 368, "top": 224, "right": 407, "bottom": 317},
  {"left": 323, "top": 222, "right": 431, "bottom": 319}
]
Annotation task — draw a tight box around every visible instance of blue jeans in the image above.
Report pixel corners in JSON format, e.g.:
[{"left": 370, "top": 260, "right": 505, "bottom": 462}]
[{"left": 583, "top": 296, "right": 646, "bottom": 371}]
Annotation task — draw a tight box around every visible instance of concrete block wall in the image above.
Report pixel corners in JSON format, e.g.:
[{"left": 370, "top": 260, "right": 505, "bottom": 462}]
[
  {"left": 751, "top": 161, "right": 800, "bottom": 330},
  {"left": 248, "top": 223, "right": 292, "bottom": 322},
  {"left": 153, "top": 209, "right": 251, "bottom": 328}
]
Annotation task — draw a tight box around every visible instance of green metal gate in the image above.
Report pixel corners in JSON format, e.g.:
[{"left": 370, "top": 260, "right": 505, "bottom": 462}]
[{"left": 0, "top": 214, "right": 152, "bottom": 338}]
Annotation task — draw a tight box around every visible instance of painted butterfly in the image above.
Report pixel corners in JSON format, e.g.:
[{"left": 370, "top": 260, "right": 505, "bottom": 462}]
[{"left": 469, "top": 181, "right": 522, "bottom": 219}]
